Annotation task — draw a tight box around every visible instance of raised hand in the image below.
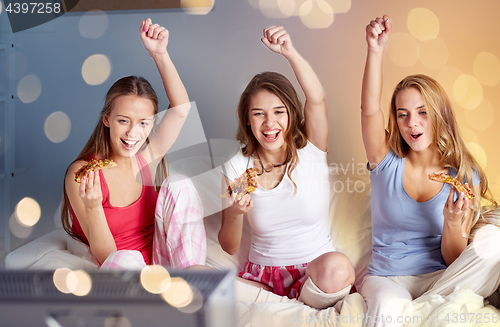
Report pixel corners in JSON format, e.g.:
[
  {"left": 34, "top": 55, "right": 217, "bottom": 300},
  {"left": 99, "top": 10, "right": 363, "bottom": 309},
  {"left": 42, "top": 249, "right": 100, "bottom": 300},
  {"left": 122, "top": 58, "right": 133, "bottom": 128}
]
[
  {"left": 366, "top": 15, "right": 392, "bottom": 51},
  {"left": 261, "top": 25, "right": 295, "bottom": 57},
  {"left": 140, "top": 18, "right": 169, "bottom": 56}
]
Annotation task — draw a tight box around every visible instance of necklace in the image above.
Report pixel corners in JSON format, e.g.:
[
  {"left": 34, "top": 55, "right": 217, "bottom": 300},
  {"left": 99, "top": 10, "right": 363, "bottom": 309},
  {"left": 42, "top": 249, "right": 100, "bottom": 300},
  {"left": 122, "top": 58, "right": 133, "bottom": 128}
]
[{"left": 255, "top": 150, "right": 290, "bottom": 176}]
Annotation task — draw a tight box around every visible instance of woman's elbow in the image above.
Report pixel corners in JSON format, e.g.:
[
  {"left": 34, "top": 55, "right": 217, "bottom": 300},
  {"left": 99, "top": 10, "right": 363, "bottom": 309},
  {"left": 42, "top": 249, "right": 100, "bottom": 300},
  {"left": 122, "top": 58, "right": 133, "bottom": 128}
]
[{"left": 218, "top": 234, "right": 238, "bottom": 255}]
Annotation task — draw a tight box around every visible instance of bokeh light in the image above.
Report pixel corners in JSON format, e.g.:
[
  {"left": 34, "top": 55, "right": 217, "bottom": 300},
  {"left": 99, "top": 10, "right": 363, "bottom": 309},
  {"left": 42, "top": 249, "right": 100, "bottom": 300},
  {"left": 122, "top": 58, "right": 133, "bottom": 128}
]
[
  {"left": 325, "top": 0, "right": 350, "bottom": 13},
  {"left": 460, "top": 127, "right": 479, "bottom": 143},
  {"left": 81, "top": 54, "right": 111, "bottom": 86},
  {"left": 259, "top": 0, "right": 289, "bottom": 18},
  {"left": 5, "top": 52, "right": 28, "bottom": 80},
  {"left": 72, "top": 270, "right": 92, "bottom": 296},
  {"left": 299, "top": 0, "right": 334, "bottom": 29},
  {"left": 386, "top": 33, "right": 419, "bottom": 67},
  {"left": 284, "top": 0, "right": 308, "bottom": 16},
  {"left": 17, "top": 74, "right": 42, "bottom": 103},
  {"left": 9, "top": 213, "right": 33, "bottom": 238},
  {"left": 472, "top": 225, "right": 500, "bottom": 260},
  {"left": 161, "top": 277, "right": 193, "bottom": 308},
  {"left": 177, "top": 287, "right": 204, "bottom": 314},
  {"left": 247, "top": 0, "right": 259, "bottom": 9},
  {"left": 79, "top": 10, "right": 108, "bottom": 39},
  {"left": 15, "top": 197, "right": 41, "bottom": 227},
  {"left": 473, "top": 52, "right": 500, "bottom": 87},
  {"left": 277, "top": 0, "right": 295, "bottom": 17},
  {"left": 418, "top": 38, "right": 448, "bottom": 70},
  {"left": 407, "top": 8, "right": 439, "bottom": 41},
  {"left": 466, "top": 142, "right": 487, "bottom": 169},
  {"left": 437, "top": 66, "right": 462, "bottom": 98},
  {"left": 44, "top": 111, "right": 72, "bottom": 143},
  {"left": 452, "top": 74, "right": 483, "bottom": 110},
  {"left": 53, "top": 268, "right": 74, "bottom": 294},
  {"left": 181, "top": 0, "right": 214, "bottom": 15},
  {"left": 140, "top": 265, "right": 171, "bottom": 294},
  {"left": 464, "top": 98, "right": 494, "bottom": 131}
]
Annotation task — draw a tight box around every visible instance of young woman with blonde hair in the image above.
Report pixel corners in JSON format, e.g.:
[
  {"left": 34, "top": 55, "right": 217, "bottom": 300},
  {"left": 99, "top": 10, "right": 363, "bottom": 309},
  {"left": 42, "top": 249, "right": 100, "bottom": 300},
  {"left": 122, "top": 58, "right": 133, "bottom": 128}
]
[
  {"left": 62, "top": 18, "right": 205, "bottom": 269},
  {"left": 360, "top": 14, "right": 500, "bottom": 326},
  {"left": 218, "top": 26, "right": 355, "bottom": 309}
]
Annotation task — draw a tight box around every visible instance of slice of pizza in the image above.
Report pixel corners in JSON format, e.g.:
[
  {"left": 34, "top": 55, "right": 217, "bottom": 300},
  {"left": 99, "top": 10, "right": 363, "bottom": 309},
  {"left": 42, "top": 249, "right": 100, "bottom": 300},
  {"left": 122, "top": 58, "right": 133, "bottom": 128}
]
[
  {"left": 222, "top": 168, "right": 258, "bottom": 201},
  {"left": 74, "top": 159, "right": 118, "bottom": 183},
  {"left": 428, "top": 172, "right": 475, "bottom": 199}
]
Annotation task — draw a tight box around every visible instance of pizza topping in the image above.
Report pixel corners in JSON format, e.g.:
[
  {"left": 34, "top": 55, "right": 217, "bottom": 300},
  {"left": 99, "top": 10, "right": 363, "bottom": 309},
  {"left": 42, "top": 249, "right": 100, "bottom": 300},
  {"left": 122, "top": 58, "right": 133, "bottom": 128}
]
[
  {"left": 74, "top": 159, "right": 118, "bottom": 183},
  {"left": 222, "top": 168, "right": 258, "bottom": 201},
  {"left": 428, "top": 172, "right": 475, "bottom": 199}
]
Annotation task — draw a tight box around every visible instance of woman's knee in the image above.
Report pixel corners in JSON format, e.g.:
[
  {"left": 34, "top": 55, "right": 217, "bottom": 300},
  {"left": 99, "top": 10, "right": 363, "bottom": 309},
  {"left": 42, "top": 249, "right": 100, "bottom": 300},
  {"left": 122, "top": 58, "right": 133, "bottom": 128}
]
[{"left": 307, "top": 251, "right": 355, "bottom": 293}]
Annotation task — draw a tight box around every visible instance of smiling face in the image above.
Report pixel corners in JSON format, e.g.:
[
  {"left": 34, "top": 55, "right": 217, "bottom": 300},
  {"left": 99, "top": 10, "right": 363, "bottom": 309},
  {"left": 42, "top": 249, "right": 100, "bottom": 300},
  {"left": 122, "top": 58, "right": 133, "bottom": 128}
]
[
  {"left": 103, "top": 94, "right": 155, "bottom": 158},
  {"left": 395, "top": 87, "right": 434, "bottom": 153},
  {"left": 247, "top": 89, "right": 289, "bottom": 154}
]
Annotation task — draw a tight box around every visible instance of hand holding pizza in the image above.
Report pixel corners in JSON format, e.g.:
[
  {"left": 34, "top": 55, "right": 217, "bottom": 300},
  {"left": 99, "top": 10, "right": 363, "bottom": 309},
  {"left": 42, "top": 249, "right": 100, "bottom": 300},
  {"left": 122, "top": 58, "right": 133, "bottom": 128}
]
[
  {"left": 443, "top": 185, "right": 470, "bottom": 223},
  {"left": 261, "top": 25, "right": 295, "bottom": 58},
  {"left": 366, "top": 15, "right": 392, "bottom": 52},
  {"left": 140, "top": 18, "right": 169, "bottom": 56},
  {"left": 78, "top": 169, "right": 103, "bottom": 210}
]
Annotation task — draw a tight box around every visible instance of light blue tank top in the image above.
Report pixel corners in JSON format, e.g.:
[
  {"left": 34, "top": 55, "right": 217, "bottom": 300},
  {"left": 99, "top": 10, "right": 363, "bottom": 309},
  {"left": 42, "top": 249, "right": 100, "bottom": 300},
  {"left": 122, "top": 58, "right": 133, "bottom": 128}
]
[{"left": 367, "top": 150, "right": 479, "bottom": 276}]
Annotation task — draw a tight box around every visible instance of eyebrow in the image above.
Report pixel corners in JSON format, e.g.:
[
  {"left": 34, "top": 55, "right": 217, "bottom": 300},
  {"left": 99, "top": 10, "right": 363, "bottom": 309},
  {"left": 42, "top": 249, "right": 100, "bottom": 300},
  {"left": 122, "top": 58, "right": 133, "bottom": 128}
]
[
  {"left": 116, "top": 114, "right": 154, "bottom": 121},
  {"left": 250, "top": 105, "right": 286, "bottom": 111},
  {"left": 396, "top": 105, "right": 425, "bottom": 111}
]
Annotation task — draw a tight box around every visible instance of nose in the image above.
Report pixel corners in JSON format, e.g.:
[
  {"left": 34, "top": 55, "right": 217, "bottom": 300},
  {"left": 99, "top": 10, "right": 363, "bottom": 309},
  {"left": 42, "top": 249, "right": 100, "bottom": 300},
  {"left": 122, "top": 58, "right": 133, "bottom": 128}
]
[
  {"left": 407, "top": 114, "right": 418, "bottom": 127},
  {"left": 264, "top": 114, "right": 275, "bottom": 127},
  {"left": 127, "top": 123, "right": 141, "bottom": 138}
]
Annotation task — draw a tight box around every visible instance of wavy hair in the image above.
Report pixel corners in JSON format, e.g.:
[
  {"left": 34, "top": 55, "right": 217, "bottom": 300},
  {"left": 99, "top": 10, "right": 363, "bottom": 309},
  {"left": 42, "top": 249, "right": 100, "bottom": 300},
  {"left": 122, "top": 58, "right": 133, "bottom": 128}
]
[
  {"left": 61, "top": 76, "right": 168, "bottom": 240},
  {"left": 387, "top": 74, "right": 497, "bottom": 226},
  {"left": 236, "top": 72, "right": 308, "bottom": 190}
]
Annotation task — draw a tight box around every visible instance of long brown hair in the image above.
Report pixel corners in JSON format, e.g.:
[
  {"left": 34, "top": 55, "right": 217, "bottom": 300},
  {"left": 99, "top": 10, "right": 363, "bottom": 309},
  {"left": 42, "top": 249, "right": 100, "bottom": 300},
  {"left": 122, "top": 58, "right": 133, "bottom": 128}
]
[
  {"left": 387, "top": 74, "right": 497, "bottom": 225},
  {"left": 236, "top": 72, "right": 308, "bottom": 190},
  {"left": 61, "top": 76, "right": 167, "bottom": 240}
]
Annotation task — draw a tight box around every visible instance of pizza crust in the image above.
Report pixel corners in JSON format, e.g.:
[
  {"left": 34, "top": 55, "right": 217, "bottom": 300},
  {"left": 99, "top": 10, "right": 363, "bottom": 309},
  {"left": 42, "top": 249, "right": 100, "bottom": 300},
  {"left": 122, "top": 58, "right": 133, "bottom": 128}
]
[
  {"left": 428, "top": 172, "right": 475, "bottom": 199},
  {"left": 74, "top": 159, "right": 118, "bottom": 183},
  {"left": 222, "top": 168, "right": 258, "bottom": 201}
]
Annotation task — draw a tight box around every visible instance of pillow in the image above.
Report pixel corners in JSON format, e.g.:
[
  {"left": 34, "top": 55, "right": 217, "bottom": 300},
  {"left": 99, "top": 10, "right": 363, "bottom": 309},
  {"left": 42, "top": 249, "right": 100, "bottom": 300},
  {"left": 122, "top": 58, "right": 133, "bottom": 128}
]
[{"left": 328, "top": 173, "right": 372, "bottom": 288}]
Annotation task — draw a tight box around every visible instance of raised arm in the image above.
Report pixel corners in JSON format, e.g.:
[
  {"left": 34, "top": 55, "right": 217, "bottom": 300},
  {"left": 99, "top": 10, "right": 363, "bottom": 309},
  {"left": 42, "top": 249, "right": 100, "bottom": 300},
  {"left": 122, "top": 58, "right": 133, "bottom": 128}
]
[
  {"left": 262, "top": 26, "right": 328, "bottom": 151},
  {"left": 361, "top": 15, "right": 392, "bottom": 169},
  {"left": 65, "top": 161, "right": 116, "bottom": 264},
  {"left": 140, "top": 18, "right": 191, "bottom": 160}
]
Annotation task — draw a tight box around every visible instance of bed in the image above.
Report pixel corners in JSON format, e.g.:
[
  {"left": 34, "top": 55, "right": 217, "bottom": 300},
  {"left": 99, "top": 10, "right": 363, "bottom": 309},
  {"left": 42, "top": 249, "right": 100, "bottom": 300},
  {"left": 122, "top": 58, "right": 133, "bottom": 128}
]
[{"left": 5, "top": 156, "right": 500, "bottom": 326}]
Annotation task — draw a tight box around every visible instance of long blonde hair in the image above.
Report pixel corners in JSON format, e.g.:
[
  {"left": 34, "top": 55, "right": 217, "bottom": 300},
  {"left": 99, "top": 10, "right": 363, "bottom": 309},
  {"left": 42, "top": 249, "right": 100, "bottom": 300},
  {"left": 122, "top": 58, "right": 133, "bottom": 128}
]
[
  {"left": 236, "top": 72, "right": 308, "bottom": 190},
  {"left": 61, "top": 76, "right": 167, "bottom": 240},
  {"left": 387, "top": 74, "right": 497, "bottom": 226}
]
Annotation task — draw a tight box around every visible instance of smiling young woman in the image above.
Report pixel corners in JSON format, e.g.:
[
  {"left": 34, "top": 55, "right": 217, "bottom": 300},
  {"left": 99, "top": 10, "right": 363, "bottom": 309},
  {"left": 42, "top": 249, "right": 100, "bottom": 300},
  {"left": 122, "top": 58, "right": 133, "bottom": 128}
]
[
  {"left": 218, "top": 26, "right": 355, "bottom": 310},
  {"left": 61, "top": 19, "right": 206, "bottom": 269},
  {"left": 359, "top": 15, "right": 499, "bottom": 327}
]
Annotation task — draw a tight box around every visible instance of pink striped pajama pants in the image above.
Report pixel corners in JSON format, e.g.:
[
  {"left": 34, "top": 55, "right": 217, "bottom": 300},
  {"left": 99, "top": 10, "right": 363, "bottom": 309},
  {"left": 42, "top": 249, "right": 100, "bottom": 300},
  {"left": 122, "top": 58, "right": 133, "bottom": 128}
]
[{"left": 101, "top": 175, "right": 206, "bottom": 270}]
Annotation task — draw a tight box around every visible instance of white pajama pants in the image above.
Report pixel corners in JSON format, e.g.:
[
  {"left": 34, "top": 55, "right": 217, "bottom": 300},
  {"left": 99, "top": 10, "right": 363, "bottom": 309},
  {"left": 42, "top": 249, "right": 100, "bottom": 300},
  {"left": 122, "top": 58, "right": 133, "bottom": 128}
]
[
  {"left": 100, "top": 175, "right": 207, "bottom": 270},
  {"left": 359, "top": 225, "right": 500, "bottom": 327}
]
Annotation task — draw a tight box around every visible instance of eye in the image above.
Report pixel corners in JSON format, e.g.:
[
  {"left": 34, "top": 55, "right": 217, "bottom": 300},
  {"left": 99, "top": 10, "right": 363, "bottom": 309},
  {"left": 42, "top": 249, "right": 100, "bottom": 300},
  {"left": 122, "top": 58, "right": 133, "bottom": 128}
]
[
  {"left": 419, "top": 111, "right": 427, "bottom": 115},
  {"left": 118, "top": 119, "right": 128, "bottom": 124},
  {"left": 140, "top": 121, "right": 150, "bottom": 127},
  {"left": 253, "top": 112, "right": 264, "bottom": 116},
  {"left": 275, "top": 110, "right": 286, "bottom": 115},
  {"left": 397, "top": 113, "right": 407, "bottom": 118}
]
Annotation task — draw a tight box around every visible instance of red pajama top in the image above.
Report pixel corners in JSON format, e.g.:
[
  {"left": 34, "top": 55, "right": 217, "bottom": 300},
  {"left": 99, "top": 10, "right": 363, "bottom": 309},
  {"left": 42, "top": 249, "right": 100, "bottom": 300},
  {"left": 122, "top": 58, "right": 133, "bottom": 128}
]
[{"left": 71, "top": 153, "right": 158, "bottom": 264}]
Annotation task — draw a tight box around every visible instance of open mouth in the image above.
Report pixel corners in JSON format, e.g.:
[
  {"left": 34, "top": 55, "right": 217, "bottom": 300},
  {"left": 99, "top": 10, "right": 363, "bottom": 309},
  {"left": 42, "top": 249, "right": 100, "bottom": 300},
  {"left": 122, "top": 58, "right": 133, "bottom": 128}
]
[
  {"left": 262, "top": 130, "right": 280, "bottom": 142},
  {"left": 121, "top": 139, "right": 139, "bottom": 150},
  {"left": 410, "top": 133, "right": 423, "bottom": 141}
]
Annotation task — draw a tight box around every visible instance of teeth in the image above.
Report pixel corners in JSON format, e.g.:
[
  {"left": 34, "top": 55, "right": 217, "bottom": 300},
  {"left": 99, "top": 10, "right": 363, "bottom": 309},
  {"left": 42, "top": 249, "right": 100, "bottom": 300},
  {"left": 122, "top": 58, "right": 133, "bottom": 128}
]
[
  {"left": 263, "top": 131, "right": 279, "bottom": 135},
  {"left": 123, "top": 139, "right": 138, "bottom": 145}
]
